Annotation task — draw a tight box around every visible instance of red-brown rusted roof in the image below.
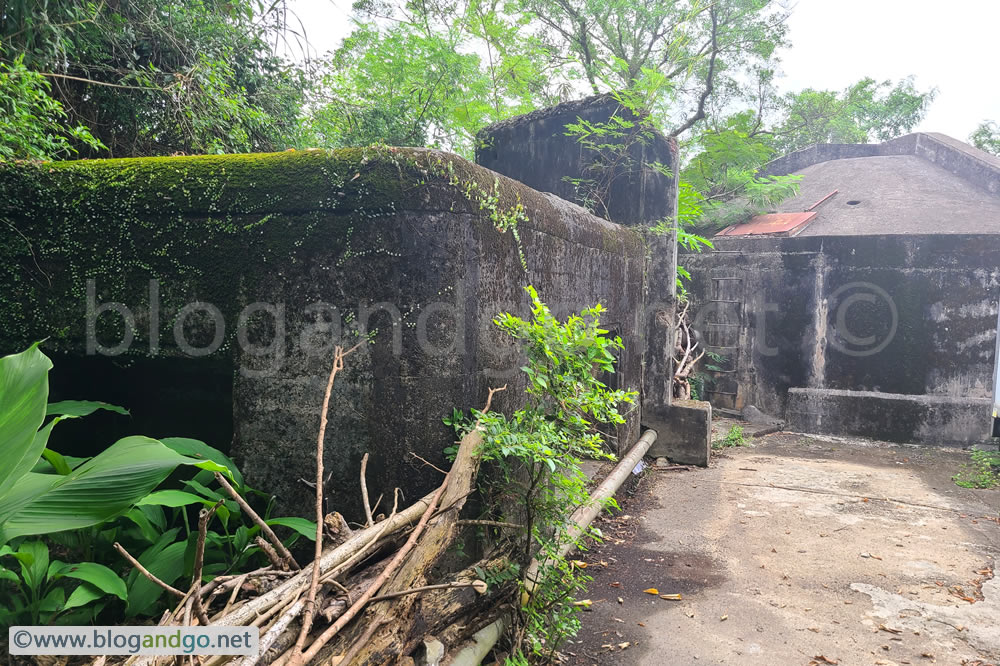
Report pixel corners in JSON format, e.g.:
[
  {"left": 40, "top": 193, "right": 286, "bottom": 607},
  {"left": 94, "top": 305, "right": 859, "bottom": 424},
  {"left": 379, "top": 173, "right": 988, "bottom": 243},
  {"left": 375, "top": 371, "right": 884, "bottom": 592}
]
[{"left": 716, "top": 211, "right": 817, "bottom": 237}]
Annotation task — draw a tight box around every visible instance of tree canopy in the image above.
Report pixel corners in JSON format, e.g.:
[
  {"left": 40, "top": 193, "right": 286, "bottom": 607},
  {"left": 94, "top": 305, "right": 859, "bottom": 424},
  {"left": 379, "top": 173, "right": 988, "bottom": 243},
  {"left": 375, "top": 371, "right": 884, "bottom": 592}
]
[
  {"left": 1, "top": 0, "right": 308, "bottom": 157},
  {"left": 0, "top": 0, "right": 939, "bottom": 225}
]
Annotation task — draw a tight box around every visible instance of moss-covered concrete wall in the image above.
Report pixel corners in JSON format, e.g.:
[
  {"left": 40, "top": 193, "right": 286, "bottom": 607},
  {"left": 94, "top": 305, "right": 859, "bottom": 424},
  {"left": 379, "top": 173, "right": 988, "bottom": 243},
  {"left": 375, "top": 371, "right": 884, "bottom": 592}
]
[{"left": 1, "top": 147, "right": 647, "bottom": 517}]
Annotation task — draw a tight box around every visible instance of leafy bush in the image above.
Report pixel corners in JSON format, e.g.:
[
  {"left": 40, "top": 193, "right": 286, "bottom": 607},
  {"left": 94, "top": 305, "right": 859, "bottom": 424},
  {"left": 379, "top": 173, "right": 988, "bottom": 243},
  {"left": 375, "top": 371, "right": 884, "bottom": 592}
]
[
  {"left": 446, "top": 286, "right": 636, "bottom": 661},
  {"left": 0, "top": 540, "right": 126, "bottom": 626},
  {"left": 0, "top": 49, "right": 104, "bottom": 161}
]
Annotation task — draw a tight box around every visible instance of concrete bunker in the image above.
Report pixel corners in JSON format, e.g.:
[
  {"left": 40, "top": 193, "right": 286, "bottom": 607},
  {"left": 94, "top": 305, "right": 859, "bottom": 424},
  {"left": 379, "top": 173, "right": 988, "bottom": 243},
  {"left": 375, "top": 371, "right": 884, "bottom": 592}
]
[
  {"left": 476, "top": 95, "right": 695, "bottom": 461},
  {"left": 682, "top": 133, "right": 1000, "bottom": 445},
  {"left": 1, "top": 134, "right": 675, "bottom": 517}
]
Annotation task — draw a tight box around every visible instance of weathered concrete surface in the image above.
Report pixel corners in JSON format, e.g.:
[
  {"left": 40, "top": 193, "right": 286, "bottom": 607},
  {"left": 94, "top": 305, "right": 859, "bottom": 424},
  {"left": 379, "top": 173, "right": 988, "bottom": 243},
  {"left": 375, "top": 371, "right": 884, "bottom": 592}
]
[
  {"left": 0, "top": 147, "right": 652, "bottom": 520},
  {"left": 475, "top": 94, "right": 678, "bottom": 228},
  {"left": 761, "top": 132, "right": 1000, "bottom": 199},
  {"left": 570, "top": 433, "right": 1000, "bottom": 665},
  {"left": 681, "top": 234, "right": 1000, "bottom": 443},
  {"left": 641, "top": 232, "right": 680, "bottom": 435},
  {"left": 773, "top": 155, "right": 1000, "bottom": 236},
  {"left": 230, "top": 160, "right": 649, "bottom": 520},
  {"left": 788, "top": 387, "right": 992, "bottom": 445},
  {"left": 646, "top": 400, "right": 712, "bottom": 466}
]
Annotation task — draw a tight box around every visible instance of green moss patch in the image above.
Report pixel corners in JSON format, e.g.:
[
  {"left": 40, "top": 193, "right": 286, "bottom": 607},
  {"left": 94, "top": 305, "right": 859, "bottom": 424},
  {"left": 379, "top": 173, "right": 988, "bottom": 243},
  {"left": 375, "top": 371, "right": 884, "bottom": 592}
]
[{"left": 1, "top": 146, "right": 643, "bottom": 355}]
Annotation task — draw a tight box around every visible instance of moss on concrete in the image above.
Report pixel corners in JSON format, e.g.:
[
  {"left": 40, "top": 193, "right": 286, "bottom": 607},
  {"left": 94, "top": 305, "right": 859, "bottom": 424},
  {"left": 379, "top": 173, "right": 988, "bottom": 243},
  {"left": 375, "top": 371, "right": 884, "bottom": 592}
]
[{"left": 1, "top": 146, "right": 643, "bottom": 355}]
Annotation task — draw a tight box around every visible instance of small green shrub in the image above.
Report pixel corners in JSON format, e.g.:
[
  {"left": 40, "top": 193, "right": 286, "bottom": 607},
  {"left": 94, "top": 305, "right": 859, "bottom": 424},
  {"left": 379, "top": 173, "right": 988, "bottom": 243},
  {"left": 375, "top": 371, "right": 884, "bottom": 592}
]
[
  {"left": 953, "top": 449, "right": 1000, "bottom": 489},
  {"left": 713, "top": 424, "right": 748, "bottom": 449},
  {"left": 445, "top": 286, "right": 636, "bottom": 662},
  {"left": 0, "top": 540, "right": 126, "bottom": 626}
]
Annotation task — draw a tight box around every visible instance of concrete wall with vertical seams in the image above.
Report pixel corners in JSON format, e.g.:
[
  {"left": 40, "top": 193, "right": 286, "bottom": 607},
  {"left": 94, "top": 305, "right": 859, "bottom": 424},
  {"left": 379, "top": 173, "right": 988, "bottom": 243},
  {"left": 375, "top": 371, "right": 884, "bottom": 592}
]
[{"left": 681, "top": 234, "right": 1000, "bottom": 444}]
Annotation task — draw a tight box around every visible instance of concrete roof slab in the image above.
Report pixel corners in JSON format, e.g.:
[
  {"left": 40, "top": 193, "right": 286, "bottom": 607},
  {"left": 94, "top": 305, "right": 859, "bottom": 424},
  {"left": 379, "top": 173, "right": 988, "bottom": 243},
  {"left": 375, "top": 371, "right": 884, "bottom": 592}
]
[{"left": 774, "top": 155, "right": 1000, "bottom": 236}]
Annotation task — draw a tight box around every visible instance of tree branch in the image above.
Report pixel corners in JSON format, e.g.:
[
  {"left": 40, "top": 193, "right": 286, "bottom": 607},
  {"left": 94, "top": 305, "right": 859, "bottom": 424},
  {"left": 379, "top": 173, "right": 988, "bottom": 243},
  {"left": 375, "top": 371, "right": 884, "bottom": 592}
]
[{"left": 670, "top": 6, "right": 718, "bottom": 138}]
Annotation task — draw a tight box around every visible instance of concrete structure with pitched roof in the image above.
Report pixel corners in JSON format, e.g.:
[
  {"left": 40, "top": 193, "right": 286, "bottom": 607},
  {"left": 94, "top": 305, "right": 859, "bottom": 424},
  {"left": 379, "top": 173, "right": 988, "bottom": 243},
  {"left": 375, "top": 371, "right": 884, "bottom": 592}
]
[{"left": 682, "top": 133, "right": 1000, "bottom": 445}]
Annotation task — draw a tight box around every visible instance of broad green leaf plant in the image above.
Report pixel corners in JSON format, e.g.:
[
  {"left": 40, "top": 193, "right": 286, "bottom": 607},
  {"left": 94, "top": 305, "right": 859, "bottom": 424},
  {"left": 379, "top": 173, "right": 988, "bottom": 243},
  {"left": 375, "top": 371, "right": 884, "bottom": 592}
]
[
  {"left": 0, "top": 540, "right": 127, "bottom": 626},
  {"left": 0, "top": 343, "right": 317, "bottom": 626},
  {"left": 0, "top": 343, "right": 230, "bottom": 545}
]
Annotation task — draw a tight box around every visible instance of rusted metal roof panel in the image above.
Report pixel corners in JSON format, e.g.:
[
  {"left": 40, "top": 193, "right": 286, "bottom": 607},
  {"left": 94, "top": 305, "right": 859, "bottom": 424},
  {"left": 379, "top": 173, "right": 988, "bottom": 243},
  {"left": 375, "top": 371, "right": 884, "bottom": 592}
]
[{"left": 716, "top": 211, "right": 818, "bottom": 237}]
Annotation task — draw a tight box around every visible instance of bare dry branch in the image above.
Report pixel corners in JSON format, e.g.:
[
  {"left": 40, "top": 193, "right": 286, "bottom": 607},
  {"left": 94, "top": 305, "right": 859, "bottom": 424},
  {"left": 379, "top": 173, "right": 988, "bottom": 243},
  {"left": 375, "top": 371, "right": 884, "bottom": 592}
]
[
  {"left": 114, "top": 542, "right": 185, "bottom": 599},
  {"left": 360, "top": 453, "right": 375, "bottom": 528},
  {"left": 215, "top": 472, "right": 299, "bottom": 571},
  {"left": 290, "top": 344, "right": 361, "bottom": 666},
  {"left": 192, "top": 500, "right": 225, "bottom": 625}
]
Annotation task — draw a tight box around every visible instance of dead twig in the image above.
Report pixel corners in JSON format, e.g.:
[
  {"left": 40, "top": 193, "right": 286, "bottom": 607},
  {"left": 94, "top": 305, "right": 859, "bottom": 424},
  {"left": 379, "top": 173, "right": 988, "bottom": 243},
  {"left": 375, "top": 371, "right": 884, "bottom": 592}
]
[
  {"left": 219, "top": 573, "right": 247, "bottom": 619},
  {"left": 480, "top": 384, "right": 507, "bottom": 416},
  {"left": 456, "top": 519, "right": 524, "bottom": 530},
  {"left": 360, "top": 453, "right": 375, "bottom": 528},
  {"left": 409, "top": 452, "right": 447, "bottom": 475},
  {"left": 290, "top": 343, "right": 360, "bottom": 666},
  {"left": 366, "top": 580, "right": 486, "bottom": 604},
  {"left": 255, "top": 536, "right": 284, "bottom": 570},
  {"left": 327, "top": 579, "right": 353, "bottom": 605},
  {"left": 215, "top": 472, "right": 300, "bottom": 571},
  {"left": 192, "top": 500, "right": 225, "bottom": 626},
  {"left": 115, "top": 542, "right": 185, "bottom": 598}
]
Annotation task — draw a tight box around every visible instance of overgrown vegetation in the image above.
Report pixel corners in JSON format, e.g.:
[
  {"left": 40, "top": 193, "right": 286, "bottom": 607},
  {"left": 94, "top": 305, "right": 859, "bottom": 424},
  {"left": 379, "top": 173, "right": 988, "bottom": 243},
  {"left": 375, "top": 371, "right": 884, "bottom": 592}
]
[
  {"left": 445, "top": 286, "right": 636, "bottom": 661},
  {"left": 1, "top": 0, "right": 936, "bottom": 171},
  {"left": 0, "top": 344, "right": 313, "bottom": 629},
  {"left": 713, "top": 424, "right": 749, "bottom": 449},
  {"left": 953, "top": 449, "right": 1000, "bottom": 489},
  {"left": 0, "top": 0, "right": 308, "bottom": 157}
]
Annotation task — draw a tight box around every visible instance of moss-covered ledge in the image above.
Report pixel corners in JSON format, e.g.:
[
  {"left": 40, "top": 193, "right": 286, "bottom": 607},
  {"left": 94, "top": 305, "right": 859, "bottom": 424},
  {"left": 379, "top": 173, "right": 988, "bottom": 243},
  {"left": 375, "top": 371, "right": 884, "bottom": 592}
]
[
  {"left": 1, "top": 147, "right": 643, "bottom": 355},
  {"left": 1, "top": 145, "right": 649, "bottom": 517}
]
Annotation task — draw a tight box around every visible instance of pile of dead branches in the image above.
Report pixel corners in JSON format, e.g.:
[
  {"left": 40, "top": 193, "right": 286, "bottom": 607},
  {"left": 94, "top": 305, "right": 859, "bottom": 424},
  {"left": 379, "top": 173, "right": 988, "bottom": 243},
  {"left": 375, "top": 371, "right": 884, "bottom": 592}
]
[{"left": 108, "top": 346, "right": 513, "bottom": 666}]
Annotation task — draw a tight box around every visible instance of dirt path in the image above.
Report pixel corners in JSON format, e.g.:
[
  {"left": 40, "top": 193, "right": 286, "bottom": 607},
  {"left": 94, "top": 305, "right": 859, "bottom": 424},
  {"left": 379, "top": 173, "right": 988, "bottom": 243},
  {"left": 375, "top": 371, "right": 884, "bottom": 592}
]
[{"left": 568, "top": 433, "right": 1000, "bottom": 666}]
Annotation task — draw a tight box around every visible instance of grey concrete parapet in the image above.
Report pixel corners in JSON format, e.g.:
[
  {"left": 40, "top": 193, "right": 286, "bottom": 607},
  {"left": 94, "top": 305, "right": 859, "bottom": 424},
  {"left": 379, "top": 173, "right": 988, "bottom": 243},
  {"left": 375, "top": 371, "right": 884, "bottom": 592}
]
[
  {"left": 787, "top": 387, "right": 991, "bottom": 446},
  {"left": 761, "top": 132, "right": 1000, "bottom": 197},
  {"left": 910, "top": 133, "right": 1000, "bottom": 196}
]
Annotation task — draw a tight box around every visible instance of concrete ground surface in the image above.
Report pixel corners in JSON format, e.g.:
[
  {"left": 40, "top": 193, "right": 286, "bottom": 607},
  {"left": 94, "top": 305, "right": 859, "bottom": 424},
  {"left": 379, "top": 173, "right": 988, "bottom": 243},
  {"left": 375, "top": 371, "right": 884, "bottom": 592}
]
[{"left": 568, "top": 431, "right": 1000, "bottom": 666}]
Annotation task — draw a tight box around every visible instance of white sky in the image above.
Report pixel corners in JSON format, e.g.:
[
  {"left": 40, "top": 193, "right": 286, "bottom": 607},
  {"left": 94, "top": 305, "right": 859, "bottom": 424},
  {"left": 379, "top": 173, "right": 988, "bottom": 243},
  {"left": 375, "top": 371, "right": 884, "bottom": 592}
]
[{"left": 288, "top": 0, "right": 1000, "bottom": 142}]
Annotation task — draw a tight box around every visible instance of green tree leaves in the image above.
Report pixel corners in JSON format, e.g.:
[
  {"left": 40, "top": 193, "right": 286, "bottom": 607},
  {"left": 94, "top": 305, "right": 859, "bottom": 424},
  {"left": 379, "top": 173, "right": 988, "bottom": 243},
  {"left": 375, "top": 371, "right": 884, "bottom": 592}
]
[
  {"left": 774, "top": 77, "right": 935, "bottom": 154},
  {"left": 971, "top": 121, "right": 1000, "bottom": 156},
  {"left": 0, "top": 0, "right": 308, "bottom": 158},
  {"left": 0, "top": 54, "right": 105, "bottom": 160}
]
